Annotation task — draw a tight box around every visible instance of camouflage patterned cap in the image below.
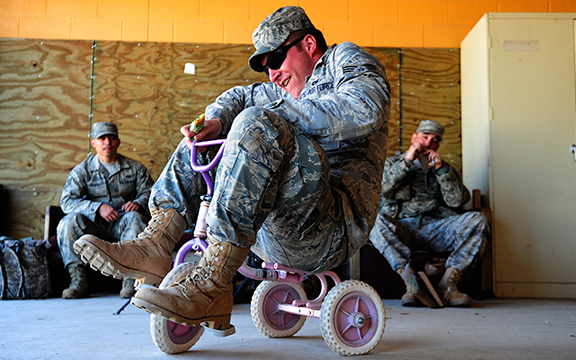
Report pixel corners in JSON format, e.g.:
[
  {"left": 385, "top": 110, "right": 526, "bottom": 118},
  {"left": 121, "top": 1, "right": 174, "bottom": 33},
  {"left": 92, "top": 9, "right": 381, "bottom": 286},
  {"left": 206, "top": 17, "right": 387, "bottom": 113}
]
[
  {"left": 249, "top": 6, "right": 316, "bottom": 72},
  {"left": 92, "top": 122, "right": 118, "bottom": 139},
  {"left": 416, "top": 120, "right": 444, "bottom": 141}
]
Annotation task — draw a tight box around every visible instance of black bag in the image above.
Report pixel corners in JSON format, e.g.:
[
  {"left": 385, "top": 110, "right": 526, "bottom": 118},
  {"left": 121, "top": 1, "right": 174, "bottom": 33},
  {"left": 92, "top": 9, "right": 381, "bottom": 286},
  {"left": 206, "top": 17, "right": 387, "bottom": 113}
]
[{"left": 0, "top": 237, "right": 51, "bottom": 299}]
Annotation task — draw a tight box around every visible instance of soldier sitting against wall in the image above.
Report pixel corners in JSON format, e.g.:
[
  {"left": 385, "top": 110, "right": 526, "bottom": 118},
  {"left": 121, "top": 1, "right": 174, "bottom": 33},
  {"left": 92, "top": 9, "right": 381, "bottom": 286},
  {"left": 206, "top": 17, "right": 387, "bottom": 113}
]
[
  {"left": 369, "top": 120, "right": 490, "bottom": 307},
  {"left": 56, "top": 122, "right": 154, "bottom": 299}
]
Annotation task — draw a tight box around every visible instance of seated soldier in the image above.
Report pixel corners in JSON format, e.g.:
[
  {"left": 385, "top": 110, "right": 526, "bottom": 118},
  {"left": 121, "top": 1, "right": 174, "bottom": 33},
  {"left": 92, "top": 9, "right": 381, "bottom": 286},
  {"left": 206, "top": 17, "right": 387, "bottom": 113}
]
[
  {"left": 369, "top": 120, "right": 490, "bottom": 307},
  {"left": 57, "top": 122, "right": 153, "bottom": 299}
]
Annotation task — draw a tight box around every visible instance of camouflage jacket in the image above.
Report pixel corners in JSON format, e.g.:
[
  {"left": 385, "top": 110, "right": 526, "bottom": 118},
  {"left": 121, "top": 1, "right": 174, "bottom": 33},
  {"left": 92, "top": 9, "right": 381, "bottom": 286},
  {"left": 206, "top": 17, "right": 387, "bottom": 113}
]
[
  {"left": 380, "top": 152, "right": 470, "bottom": 221},
  {"left": 60, "top": 154, "right": 153, "bottom": 222},
  {"left": 205, "top": 42, "right": 391, "bottom": 255}
]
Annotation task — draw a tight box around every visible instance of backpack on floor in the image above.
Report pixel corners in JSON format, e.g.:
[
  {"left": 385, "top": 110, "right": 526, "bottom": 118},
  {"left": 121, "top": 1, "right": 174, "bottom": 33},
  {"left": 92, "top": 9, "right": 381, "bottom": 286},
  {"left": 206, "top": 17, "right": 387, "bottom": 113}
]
[{"left": 0, "top": 237, "right": 51, "bottom": 300}]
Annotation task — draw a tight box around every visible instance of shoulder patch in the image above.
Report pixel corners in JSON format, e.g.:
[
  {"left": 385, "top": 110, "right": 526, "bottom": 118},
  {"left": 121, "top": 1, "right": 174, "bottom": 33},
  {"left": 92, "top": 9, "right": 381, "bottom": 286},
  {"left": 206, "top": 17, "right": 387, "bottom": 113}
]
[{"left": 343, "top": 64, "right": 378, "bottom": 74}]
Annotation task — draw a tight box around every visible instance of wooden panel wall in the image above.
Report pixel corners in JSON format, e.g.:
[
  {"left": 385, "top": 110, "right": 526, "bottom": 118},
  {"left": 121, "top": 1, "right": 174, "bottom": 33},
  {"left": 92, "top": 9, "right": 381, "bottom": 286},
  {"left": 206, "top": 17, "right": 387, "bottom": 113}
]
[
  {"left": 91, "top": 42, "right": 269, "bottom": 177},
  {"left": 364, "top": 47, "right": 401, "bottom": 157},
  {"left": 0, "top": 38, "right": 460, "bottom": 239},
  {"left": 399, "top": 48, "right": 462, "bottom": 170},
  {"left": 0, "top": 39, "right": 93, "bottom": 238}
]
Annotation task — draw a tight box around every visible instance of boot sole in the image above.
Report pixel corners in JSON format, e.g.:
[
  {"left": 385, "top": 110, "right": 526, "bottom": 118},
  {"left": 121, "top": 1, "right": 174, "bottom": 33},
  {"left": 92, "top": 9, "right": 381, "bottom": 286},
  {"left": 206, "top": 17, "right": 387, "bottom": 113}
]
[
  {"left": 441, "top": 291, "right": 473, "bottom": 307},
  {"left": 131, "top": 296, "right": 232, "bottom": 330},
  {"left": 446, "top": 299, "right": 473, "bottom": 307},
  {"left": 74, "top": 240, "right": 164, "bottom": 286},
  {"left": 62, "top": 290, "right": 89, "bottom": 299},
  {"left": 401, "top": 296, "right": 424, "bottom": 307}
]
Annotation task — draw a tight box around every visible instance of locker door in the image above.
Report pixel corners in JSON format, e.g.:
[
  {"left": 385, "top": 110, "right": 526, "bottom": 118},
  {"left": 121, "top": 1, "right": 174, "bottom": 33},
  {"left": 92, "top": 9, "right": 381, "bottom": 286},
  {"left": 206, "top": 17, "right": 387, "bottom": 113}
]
[{"left": 489, "top": 17, "right": 576, "bottom": 297}]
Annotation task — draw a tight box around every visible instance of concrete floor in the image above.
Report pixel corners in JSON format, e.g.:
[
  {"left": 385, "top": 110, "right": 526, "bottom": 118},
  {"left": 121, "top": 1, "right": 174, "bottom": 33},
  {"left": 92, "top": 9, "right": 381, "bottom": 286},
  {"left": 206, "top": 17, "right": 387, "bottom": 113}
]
[{"left": 1, "top": 294, "right": 574, "bottom": 360}]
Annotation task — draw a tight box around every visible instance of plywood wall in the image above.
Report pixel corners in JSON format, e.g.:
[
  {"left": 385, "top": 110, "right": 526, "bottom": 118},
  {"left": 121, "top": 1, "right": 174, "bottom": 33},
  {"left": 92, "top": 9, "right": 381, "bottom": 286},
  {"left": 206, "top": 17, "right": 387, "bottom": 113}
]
[
  {"left": 90, "top": 42, "right": 269, "bottom": 177},
  {"left": 0, "top": 39, "right": 93, "bottom": 238},
  {"left": 399, "top": 48, "right": 462, "bottom": 170},
  {"left": 0, "top": 38, "right": 460, "bottom": 239}
]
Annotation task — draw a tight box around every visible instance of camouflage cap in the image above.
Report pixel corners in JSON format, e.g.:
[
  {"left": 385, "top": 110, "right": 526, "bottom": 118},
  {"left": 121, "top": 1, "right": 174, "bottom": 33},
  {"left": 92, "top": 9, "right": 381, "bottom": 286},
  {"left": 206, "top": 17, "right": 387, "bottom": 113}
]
[
  {"left": 92, "top": 122, "right": 118, "bottom": 139},
  {"left": 249, "top": 6, "right": 316, "bottom": 72},
  {"left": 416, "top": 120, "right": 444, "bottom": 141}
]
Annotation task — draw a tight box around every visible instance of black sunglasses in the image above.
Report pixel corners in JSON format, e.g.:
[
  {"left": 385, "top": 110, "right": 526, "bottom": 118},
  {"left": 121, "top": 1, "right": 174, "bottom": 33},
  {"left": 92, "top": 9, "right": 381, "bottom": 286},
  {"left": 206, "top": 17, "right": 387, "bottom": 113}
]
[{"left": 263, "top": 35, "right": 307, "bottom": 75}]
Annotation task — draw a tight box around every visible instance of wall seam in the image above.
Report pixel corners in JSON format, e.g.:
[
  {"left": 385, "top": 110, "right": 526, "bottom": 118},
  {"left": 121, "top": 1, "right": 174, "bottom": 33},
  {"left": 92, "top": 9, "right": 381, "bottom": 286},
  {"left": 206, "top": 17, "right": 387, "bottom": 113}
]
[
  {"left": 88, "top": 41, "right": 97, "bottom": 155},
  {"left": 398, "top": 48, "right": 404, "bottom": 153}
]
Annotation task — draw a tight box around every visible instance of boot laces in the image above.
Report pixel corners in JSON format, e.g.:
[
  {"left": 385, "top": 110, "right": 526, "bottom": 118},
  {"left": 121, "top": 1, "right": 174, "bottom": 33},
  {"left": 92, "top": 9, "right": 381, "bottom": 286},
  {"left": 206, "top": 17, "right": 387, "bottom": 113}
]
[
  {"left": 447, "top": 269, "right": 460, "bottom": 286},
  {"left": 177, "top": 243, "right": 224, "bottom": 300},
  {"left": 126, "top": 211, "right": 166, "bottom": 243},
  {"left": 442, "top": 269, "right": 463, "bottom": 302},
  {"left": 398, "top": 265, "right": 418, "bottom": 292}
]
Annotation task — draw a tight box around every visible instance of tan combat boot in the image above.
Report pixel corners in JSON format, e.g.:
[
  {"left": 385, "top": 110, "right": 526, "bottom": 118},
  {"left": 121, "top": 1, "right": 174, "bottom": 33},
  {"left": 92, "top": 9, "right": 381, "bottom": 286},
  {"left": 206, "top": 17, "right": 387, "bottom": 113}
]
[
  {"left": 73, "top": 208, "right": 187, "bottom": 286},
  {"left": 120, "top": 277, "right": 136, "bottom": 299},
  {"left": 62, "top": 263, "right": 89, "bottom": 299},
  {"left": 436, "top": 267, "right": 473, "bottom": 307},
  {"left": 131, "top": 238, "right": 250, "bottom": 330},
  {"left": 159, "top": 261, "right": 199, "bottom": 289},
  {"left": 397, "top": 264, "right": 421, "bottom": 307}
]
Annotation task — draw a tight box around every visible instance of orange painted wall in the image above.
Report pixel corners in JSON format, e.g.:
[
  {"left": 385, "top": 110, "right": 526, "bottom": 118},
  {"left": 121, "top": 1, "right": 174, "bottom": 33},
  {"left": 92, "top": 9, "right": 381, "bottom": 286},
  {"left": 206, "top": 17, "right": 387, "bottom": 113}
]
[{"left": 1, "top": 0, "right": 576, "bottom": 47}]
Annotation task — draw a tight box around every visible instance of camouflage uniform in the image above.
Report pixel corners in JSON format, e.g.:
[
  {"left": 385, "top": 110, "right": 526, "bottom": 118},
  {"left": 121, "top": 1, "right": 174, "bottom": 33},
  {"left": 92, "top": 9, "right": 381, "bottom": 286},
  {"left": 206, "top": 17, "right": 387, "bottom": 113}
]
[
  {"left": 151, "top": 41, "right": 390, "bottom": 274},
  {"left": 369, "top": 152, "right": 489, "bottom": 273},
  {"left": 58, "top": 154, "right": 153, "bottom": 268}
]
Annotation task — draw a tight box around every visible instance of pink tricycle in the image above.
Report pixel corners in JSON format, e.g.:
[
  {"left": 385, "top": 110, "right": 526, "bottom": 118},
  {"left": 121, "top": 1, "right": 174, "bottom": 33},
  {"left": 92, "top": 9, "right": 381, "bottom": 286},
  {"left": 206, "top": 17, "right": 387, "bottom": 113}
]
[{"left": 144, "top": 138, "right": 386, "bottom": 356}]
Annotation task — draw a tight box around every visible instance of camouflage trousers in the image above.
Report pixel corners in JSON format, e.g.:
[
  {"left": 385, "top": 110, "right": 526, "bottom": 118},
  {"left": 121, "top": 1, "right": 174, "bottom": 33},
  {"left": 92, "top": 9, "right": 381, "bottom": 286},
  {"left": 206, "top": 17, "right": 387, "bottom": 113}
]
[
  {"left": 151, "top": 107, "right": 348, "bottom": 273},
  {"left": 57, "top": 211, "right": 148, "bottom": 268},
  {"left": 369, "top": 211, "right": 489, "bottom": 273}
]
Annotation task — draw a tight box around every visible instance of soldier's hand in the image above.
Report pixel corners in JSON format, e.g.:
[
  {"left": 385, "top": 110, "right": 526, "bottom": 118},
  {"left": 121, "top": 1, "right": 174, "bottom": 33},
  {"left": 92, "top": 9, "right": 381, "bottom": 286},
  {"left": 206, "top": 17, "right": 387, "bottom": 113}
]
[
  {"left": 405, "top": 142, "right": 425, "bottom": 162},
  {"left": 180, "top": 118, "right": 223, "bottom": 152},
  {"left": 424, "top": 149, "right": 443, "bottom": 169},
  {"left": 98, "top": 204, "right": 120, "bottom": 223},
  {"left": 122, "top": 201, "right": 140, "bottom": 213}
]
